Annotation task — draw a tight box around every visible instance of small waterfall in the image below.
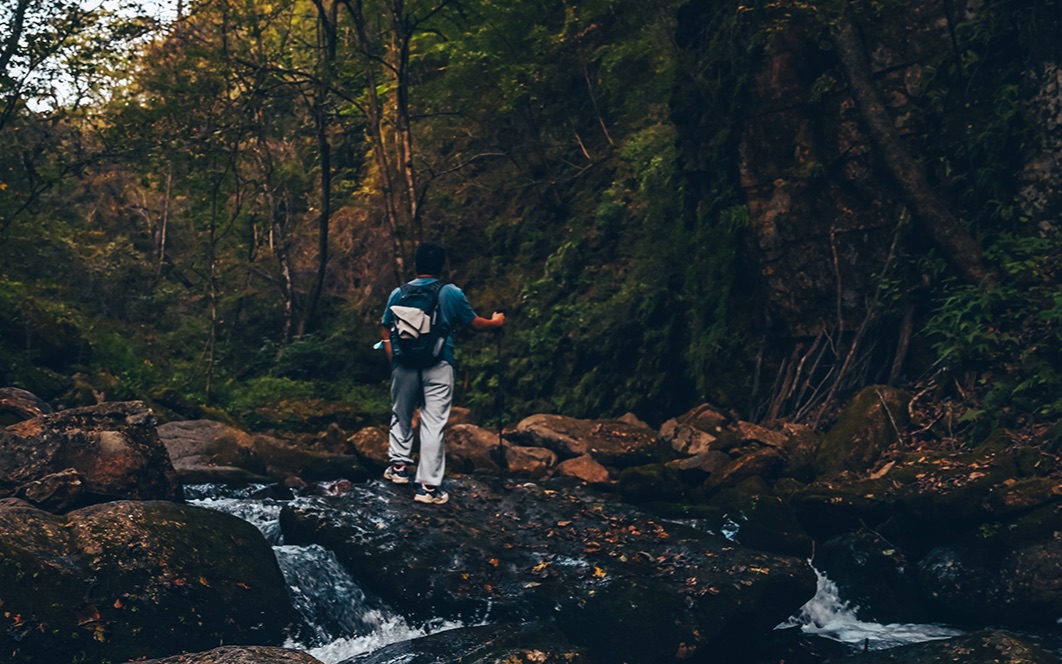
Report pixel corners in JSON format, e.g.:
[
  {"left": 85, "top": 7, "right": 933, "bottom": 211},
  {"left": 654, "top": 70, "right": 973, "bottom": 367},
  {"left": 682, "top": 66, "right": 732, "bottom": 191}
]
[
  {"left": 185, "top": 484, "right": 464, "bottom": 663},
  {"left": 779, "top": 565, "right": 962, "bottom": 650}
]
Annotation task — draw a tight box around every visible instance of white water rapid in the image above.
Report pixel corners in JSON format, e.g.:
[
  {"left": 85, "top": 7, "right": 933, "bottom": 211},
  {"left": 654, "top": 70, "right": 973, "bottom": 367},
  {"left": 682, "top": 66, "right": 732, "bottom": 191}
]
[
  {"left": 186, "top": 484, "right": 463, "bottom": 663},
  {"left": 779, "top": 565, "right": 963, "bottom": 650}
]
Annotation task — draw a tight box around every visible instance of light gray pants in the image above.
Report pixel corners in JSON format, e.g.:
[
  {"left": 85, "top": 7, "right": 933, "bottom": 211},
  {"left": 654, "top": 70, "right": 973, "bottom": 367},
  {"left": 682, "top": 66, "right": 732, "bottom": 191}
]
[{"left": 389, "top": 361, "right": 454, "bottom": 487}]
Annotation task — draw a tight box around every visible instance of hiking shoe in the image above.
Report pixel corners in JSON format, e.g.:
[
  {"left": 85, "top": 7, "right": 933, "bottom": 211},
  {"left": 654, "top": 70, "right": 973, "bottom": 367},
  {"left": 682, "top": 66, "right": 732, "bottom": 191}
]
[
  {"left": 414, "top": 484, "right": 449, "bottom": 505},
  {"left": 384, "top": 463, "right": 410, "bottom": 485}
]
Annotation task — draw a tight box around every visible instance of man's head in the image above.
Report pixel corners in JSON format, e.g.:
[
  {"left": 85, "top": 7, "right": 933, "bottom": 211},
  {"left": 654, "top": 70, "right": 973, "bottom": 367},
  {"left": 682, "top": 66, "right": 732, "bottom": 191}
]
[{"left": 415, "top": 242, "right": 446, "bottom": 276}]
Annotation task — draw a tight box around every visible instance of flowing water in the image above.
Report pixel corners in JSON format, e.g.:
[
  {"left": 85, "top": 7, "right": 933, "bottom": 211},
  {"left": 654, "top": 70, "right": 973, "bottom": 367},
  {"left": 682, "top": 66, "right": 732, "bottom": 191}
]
[
  {"left": 778, "top": 565, "right": 963, "bottom": 650},
  {"left": 186, "top": 483, "right": 463, "bottom": 663},
  {"left": 188, "top": 483, "right": 965, "bottom": 661}
]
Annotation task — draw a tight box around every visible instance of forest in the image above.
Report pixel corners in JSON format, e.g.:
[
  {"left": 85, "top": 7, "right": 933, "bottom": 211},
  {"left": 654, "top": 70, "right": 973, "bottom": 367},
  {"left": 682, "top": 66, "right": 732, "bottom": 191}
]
[{"left": 1, "top": 0, "right": 1059, "bottom": 441}]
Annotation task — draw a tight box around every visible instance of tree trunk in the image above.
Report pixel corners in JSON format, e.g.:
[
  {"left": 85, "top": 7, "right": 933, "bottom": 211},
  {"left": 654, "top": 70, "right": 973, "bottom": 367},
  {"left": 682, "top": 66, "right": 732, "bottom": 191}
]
[
  {"left": 830, "top": 9, "right": 998, "bottom": 287},
  {"left": 299, "top": 0, "right": 338, "bottom": 337}
]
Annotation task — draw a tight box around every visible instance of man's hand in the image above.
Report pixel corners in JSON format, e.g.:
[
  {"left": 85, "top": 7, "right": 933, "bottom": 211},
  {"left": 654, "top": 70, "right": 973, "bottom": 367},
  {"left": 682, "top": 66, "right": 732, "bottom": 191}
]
[{"left": 470, "top": 311, "right": 506, "bottom": 332}]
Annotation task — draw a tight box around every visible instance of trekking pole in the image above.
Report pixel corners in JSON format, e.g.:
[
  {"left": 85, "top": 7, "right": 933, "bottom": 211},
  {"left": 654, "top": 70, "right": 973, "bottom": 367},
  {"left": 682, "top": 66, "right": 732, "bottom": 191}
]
[{"left": 494, "top": 312, "right": 510, "bottom": 490}]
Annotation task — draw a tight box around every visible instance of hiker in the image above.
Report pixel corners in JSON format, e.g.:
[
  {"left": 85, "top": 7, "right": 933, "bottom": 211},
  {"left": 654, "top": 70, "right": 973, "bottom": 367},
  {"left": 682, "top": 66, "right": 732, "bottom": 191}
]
[{"left": 380, "top": 242, "right": 505, "bottom": 504}]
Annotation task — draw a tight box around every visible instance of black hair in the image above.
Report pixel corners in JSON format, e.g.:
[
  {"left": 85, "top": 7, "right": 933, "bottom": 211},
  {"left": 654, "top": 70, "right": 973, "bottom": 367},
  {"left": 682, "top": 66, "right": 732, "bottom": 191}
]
[{"left": 415, "top": 243, "right": 446, "bottom": 275}]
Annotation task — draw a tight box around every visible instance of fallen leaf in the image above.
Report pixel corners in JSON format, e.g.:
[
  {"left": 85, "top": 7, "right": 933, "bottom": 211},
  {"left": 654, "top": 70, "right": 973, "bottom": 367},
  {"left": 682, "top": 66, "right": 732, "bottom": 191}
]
[{"left": 592, "top": 566, "right": 607, "bottom": 579}]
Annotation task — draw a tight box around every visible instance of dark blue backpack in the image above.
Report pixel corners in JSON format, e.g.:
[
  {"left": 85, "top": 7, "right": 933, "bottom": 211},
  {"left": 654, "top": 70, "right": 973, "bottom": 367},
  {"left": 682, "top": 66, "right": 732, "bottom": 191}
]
[{"left": 389, "top": 281, "right": 450, "bottom": 368}]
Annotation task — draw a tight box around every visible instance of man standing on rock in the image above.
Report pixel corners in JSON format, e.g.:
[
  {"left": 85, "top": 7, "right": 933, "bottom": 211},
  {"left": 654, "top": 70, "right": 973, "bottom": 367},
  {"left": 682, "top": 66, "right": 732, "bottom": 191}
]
[{"left": 380, "top": 242, "right": 505, "bottom": 504}]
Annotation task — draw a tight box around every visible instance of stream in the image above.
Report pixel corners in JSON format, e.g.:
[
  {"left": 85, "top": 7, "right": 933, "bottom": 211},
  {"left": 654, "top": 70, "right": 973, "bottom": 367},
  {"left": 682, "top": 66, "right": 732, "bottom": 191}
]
[{"left": 185, "top": 483, "right": 966, "bottom": 662}]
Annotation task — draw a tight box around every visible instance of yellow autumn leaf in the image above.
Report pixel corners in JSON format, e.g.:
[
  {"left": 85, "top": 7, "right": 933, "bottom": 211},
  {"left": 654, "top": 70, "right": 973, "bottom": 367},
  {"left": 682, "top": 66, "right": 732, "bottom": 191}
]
[{"left": 592, "top": 566, "right": 606, "bottom": 579}]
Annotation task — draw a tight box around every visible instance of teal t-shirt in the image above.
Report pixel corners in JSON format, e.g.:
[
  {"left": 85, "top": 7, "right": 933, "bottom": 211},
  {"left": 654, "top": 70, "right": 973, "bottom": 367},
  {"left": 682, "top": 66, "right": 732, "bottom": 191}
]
[{"left": 381, "top": 278, "right": 477, "bottom": 366}]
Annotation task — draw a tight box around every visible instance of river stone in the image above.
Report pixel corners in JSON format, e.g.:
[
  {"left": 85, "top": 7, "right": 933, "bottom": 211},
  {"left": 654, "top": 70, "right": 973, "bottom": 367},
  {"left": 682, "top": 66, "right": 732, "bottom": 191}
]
[
  {"left": 709, "top": 480, "right": 813, "bottom": 558},
  {"left": 704, "top": 446, "right": 786, "bottom": 493},
  {"left": 666, "top": 449, "right": 732, "bottom": 483},
  {"left": 0, "top": 387, "right": 53, "bottom": 425},
  {"left": 137, "top": 646, "right": 323, "bottom": 663},
  {"left": 280, "top": 476, "right": 815, "bottom": 664},
  {"left": 659, "top": 419, "right": 718, "bottom": 456},
  {"left": 504, "top": 444, "right": 557, "bottom": 479},
  {"left": 918, "top": 502, "right": 1062, "bottom": 628},
  {"left": 0, "top": 401, "right": 181, "bottom": 510},
  {"left": 158, "top": 419, "right": 367, "bottom": 484},
  {"left": 618, "top": 463, "right": 686, "bottom": 503},
  {"left": 447, "top": 423, "right": 503, "bottom": 474},
  {"left": 788, "top": 477, "right": 894, "bottom": 540},
  {"left": 813, "top": 385, "right": 911, "bottom": 475},
  {"left": 346, "top": 425, "right": 389, "bottom": 470},
  {"left": 815, "top": 531, "right": 931, "bottom": 624},
  {"left": 553, "top": 453, "right": 612, "bottom": 485},
  {"left": 830, "top": 630, "right": 1062, "bottom": 663},
  {"left": 337, "top": 622, "right": 589, "bottom": 664},
  {"left": 0, "top": 499, "right": 299, "bottom": 663},
  {"left": 510, "top": 413, "right": 659, "bottom": 466}
]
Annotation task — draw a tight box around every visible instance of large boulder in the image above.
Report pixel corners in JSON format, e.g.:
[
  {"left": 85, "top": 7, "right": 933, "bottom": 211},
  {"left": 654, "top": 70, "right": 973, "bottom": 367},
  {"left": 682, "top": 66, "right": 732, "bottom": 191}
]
[
  {"left": 158, "top": 420, "right": 367, "bottom": 485},
  {"left": 813, "top": 386, "right": 911, "bottom": 476},
  {"left": 510, "top": 414, "right": 660, "bottom": 466},
  {"left": 918, "top": 502, "right": 1062, "bottom": 628},
  {"left": 0, "top": 401, "right": 180, "bottom": 510},
  {"left": 280, "top": 476, "right": 816, "bottom": 664},
  {"left": 0, "top": 499, "right": 300, "bottom": 662}
]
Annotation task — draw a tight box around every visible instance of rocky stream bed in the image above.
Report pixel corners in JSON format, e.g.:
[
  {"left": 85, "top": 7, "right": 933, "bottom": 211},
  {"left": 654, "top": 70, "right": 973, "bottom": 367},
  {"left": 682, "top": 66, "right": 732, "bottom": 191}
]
[{"left": 2, "top": 386, "right": 1062, "bottom": 663}]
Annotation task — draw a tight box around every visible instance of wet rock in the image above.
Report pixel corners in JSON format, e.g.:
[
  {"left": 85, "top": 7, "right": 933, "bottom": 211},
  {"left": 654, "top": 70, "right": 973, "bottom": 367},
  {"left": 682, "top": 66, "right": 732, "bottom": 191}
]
[
  {"left": 815, "top": 531, "right": 931, "bottom": 624},
  {"left": 158, "top": 420, "right": 367, "bottom": 485},
  {"left": 0, "top": 387, "right": 53, "bottom": 425},
  {"left": 788, "top": 478, "right": 893, "bottom": 541},
  {"left": 137, "top": 646, "right": 323, "bottom": 663},
  {"left": 709, "top": 480, "right": 813, "bottom": 558},
  {"left": 0, "top": 499, "right": 299, "bottom": 663},
  {"left": 337, "top": 622, "right": 589, "bottom": 664},
  {"left": 619, "top": 463, "right": 686, "bottom": 503},
  {"left": 1, "top": 401, "right": 181, "bottom": 509},
  {"left": 918, "top": 502, "right": 1062, "bottom": 628},
  {"left": 553, "top": 453, "right": 612, "bottom": 486},
  {"left": 504, "top": 445, "right": 557, "bottom": 479},
  {"left": 829, "top": 630, "right": 1062, "bottom": 663},
  {"left": 814, "top": 386, "right": 911, "bottom": 475},
  {"left": 511, "top": 414, "right": 659, "bottom": 466},
  {"left": 280, "top": 476, "right": 816, "bottom": 664}
]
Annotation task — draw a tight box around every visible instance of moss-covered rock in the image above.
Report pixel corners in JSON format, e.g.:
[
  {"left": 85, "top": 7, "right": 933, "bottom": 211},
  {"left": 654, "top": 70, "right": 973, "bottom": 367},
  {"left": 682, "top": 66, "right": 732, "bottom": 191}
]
[
  {"left": 710, "top": 480, "right": 813, "bottom": 558},
  {"left": 814, "top": 386, "right": 911, "bottom": 476},
  {"left": 917, "top": 502, "right": 1062, "bottom": 628},
  {"left": 619, "top": 463, "right": 685, "bottom": 503},
  {"left": 0, "top": 499, "right": 300, "bottom": 663}
]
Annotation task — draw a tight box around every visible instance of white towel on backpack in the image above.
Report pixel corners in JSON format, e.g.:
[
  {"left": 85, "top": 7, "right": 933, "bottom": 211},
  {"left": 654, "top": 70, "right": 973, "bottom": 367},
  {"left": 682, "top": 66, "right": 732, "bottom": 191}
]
[{"left": 390, "top": 305, "right": 431, "bottom": 339}]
